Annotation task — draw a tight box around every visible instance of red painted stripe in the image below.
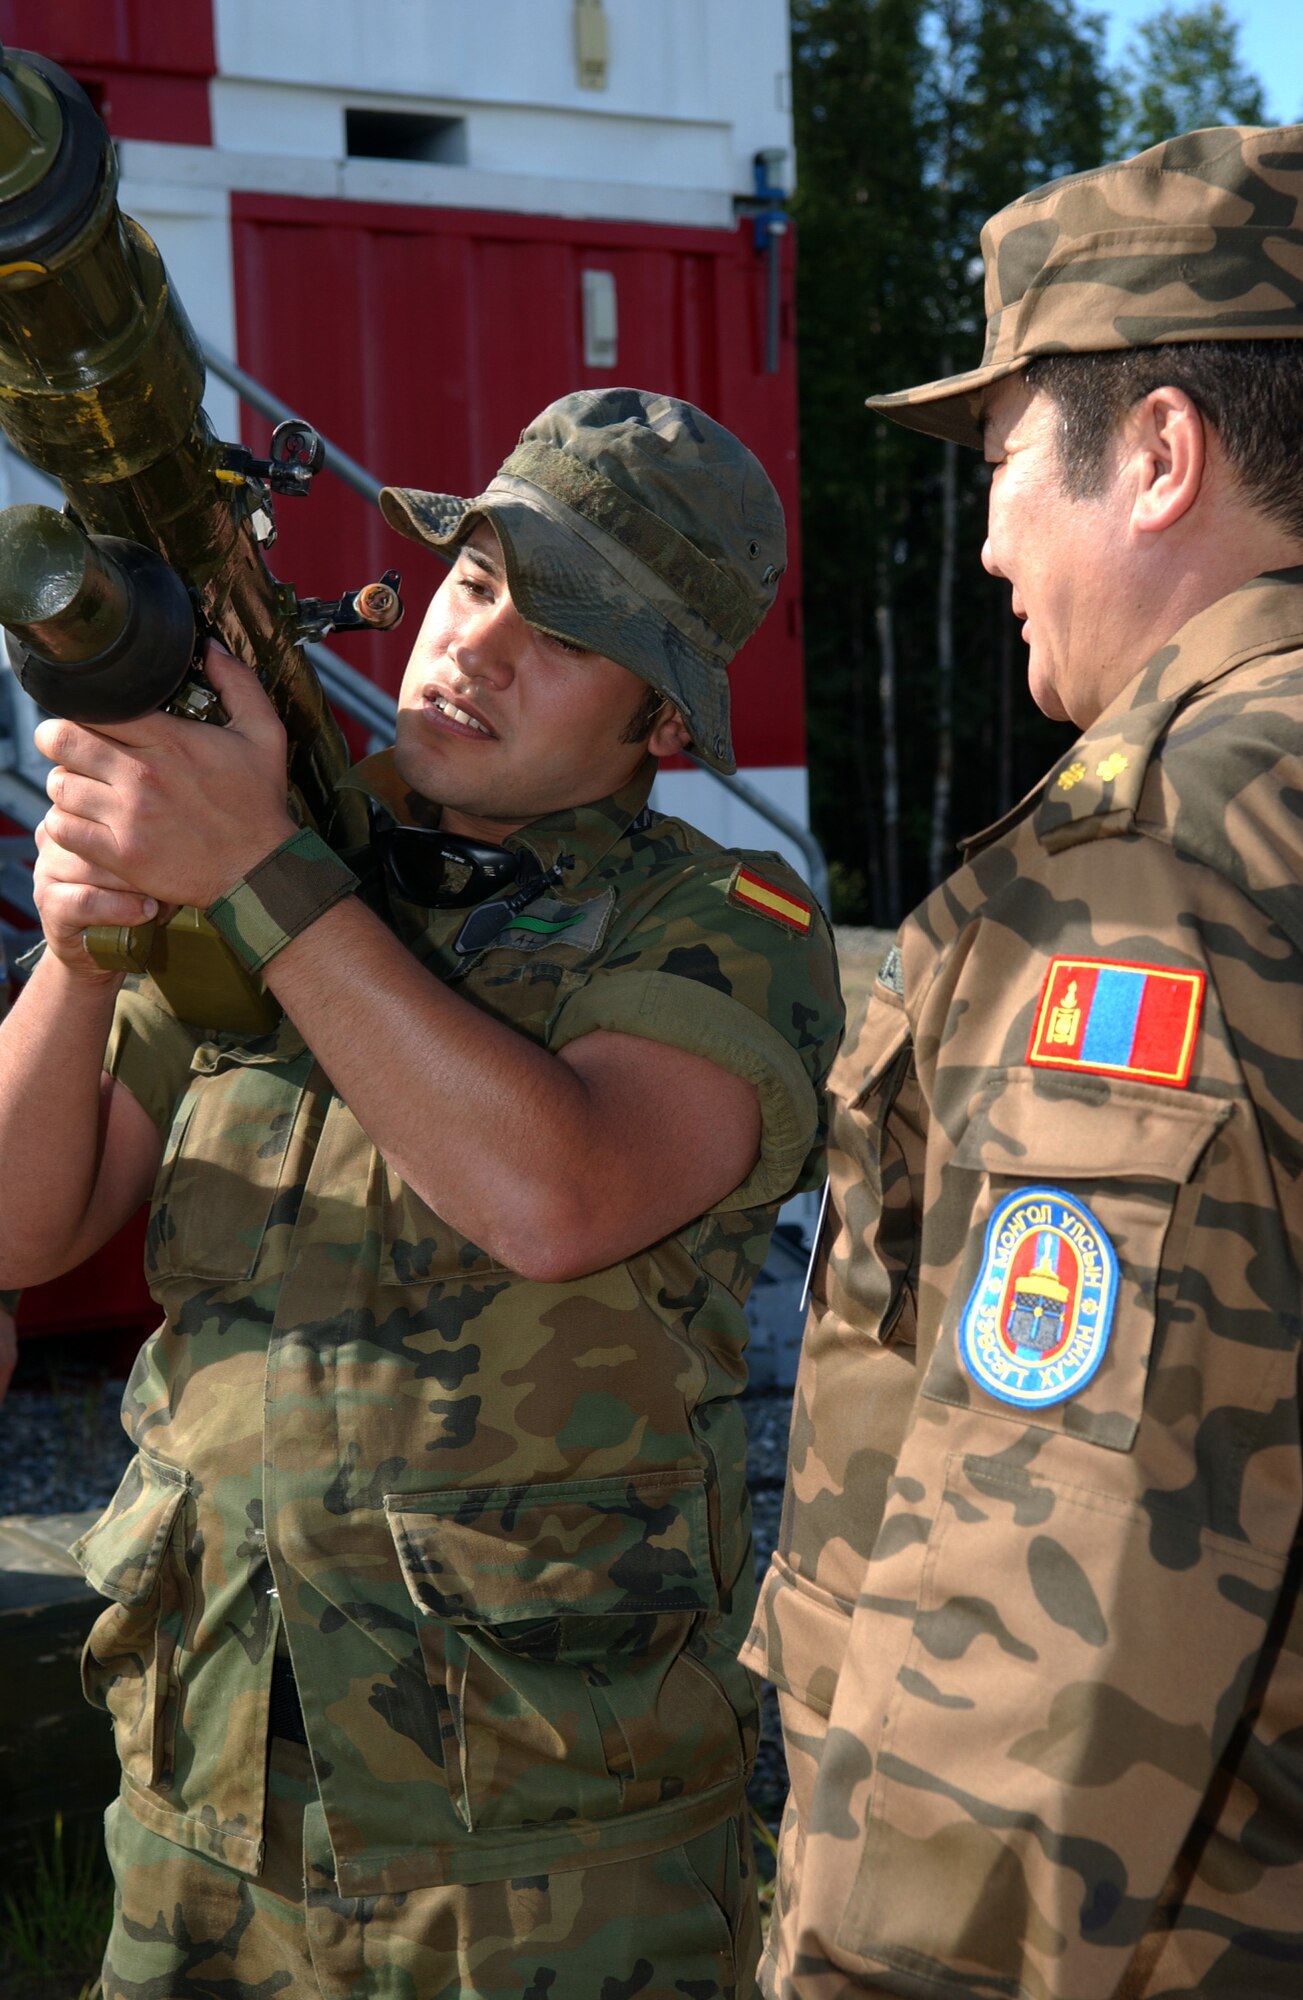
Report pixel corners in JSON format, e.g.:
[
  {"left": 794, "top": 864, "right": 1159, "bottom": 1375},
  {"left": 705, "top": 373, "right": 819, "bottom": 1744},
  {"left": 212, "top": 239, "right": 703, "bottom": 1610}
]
[
  {"left": 0, "top": 0, "right": 216, "bottom": 75},
  {"left": 85, "top": 72, "right": 213, "bottom": 146},
  {"left": 1128, "top": 971, "right": 1202, "bottom": 1082}
]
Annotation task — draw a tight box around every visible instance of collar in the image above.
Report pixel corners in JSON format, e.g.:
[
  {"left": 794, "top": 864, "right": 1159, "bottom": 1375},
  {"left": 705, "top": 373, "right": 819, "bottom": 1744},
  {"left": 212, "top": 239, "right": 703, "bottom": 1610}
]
[
  {"left": 1122, "top": 565, "right": 1303, "bottom": 713},
  {"left": 955, "top": 569, "right": 1303, "bottom": 862},
  {"left": 336, "top": 750, "right": 658, "bottom": 897}
]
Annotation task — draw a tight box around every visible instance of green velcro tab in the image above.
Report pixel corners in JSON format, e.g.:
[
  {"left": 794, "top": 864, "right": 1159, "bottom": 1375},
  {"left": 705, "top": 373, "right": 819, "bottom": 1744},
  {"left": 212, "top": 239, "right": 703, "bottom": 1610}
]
[{"left": 206, "top": 828, "right": 359, "bottom": 974}]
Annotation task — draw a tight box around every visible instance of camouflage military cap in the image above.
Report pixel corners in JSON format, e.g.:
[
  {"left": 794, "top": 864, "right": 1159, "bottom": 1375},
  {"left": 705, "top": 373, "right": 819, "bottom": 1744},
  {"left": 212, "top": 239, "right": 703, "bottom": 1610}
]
[
  {"left": 380, "top": 387, "right": 788, "bottom": 773},
  {"left": 867, "top": 123, "right": 1303, "bottom": 449}
]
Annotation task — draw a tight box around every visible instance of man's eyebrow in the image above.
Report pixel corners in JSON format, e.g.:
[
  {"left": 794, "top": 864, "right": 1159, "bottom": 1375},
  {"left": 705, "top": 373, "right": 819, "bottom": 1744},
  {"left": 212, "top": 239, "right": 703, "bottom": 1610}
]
[{"left": 460, "top": 542, "right": 503, "bottom": 578}]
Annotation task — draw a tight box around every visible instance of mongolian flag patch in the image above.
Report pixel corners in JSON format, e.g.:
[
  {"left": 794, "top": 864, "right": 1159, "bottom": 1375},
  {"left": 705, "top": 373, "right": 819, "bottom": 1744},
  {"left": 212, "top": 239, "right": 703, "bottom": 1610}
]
[
  {"left": 1028, "top": 957, "right": 1204, "bottom": 1088},
  {"left": 727, "top": 865, "right": 813, "bottom": 934}
]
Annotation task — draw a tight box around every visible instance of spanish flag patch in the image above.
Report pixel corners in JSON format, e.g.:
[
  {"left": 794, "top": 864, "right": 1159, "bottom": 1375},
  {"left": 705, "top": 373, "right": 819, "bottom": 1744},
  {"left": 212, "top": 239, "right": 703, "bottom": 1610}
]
[
  {"left": 1027, "top": 957, "right": 1205, "bottom": 1087},
  {"left": 727, "top": 864, "right": 813, "bottom": 934}
]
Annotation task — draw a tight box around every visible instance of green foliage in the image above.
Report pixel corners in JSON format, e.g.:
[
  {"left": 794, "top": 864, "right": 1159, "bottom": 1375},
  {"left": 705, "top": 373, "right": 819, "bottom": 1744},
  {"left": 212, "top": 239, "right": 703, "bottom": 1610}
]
[
  {"left": 827, "top": 858, "right": 870, "bottom": 921},
  {"left": 1111, "top": 3, "right": 1267, "bottom": 154},
  {"left": 794, "top": 0, "right": 1272, "bottom": 921},
  {"left": 795, "top": 0, "right": 1102, "bottom": 919},
  {"left": 0, "top": 1813, "right": 111, "bottom": 2000}
]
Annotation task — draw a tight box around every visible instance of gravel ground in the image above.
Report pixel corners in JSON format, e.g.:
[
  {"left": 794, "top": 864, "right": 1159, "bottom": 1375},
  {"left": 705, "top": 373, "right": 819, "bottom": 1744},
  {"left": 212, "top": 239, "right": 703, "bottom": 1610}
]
[
  {"left": 0, "top": 1372, "right": 132, "bottom": 1517},
  {"left": 742, "top": 1387, "right": 794, "bottom": 1837}
]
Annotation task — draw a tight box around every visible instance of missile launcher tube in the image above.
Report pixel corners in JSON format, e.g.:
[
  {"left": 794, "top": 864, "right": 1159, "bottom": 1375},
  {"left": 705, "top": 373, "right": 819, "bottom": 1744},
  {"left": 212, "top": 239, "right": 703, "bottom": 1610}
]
[{"left": 0, "top": 45, "right": 370, "bottom": 1022}]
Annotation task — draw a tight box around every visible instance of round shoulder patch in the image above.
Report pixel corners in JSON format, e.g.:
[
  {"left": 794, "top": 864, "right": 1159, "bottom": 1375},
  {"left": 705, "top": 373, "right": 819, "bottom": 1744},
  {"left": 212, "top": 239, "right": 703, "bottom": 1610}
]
[{"left": 959, "top": 1186, "right": 1117, "bottom": 1410}]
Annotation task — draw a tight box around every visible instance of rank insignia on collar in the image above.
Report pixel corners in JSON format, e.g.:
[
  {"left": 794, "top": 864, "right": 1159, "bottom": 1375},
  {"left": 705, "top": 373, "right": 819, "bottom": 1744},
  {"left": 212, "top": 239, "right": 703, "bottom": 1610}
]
[
  {"left": 960, "top": 1186, "right": 1117, "bottom": 1410},
  {"left": 727, "top": 865, "right": 812, "bottom": 934},
  {"left": 1027, "top": 957, "right": 1204, "bottom": 1087}
]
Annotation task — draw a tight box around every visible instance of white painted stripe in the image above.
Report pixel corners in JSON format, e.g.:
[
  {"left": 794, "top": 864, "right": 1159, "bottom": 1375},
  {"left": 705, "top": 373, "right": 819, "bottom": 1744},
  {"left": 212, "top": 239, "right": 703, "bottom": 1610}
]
[
  {"left": 116, "top": 169, "right": 242, "bottom": 446},
  {"left": 117, "top": 138, "right": 736, "bottom": 231}
]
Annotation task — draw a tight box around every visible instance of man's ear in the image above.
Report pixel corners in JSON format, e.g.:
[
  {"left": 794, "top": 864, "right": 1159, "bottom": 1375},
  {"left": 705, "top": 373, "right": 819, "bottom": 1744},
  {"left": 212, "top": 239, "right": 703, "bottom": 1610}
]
[
  {"left": 1129, "top": 386, "right": 1207, "bottom": 536},
  {"left": 647, "top": 704, "right": 692, "bottom": 759}
]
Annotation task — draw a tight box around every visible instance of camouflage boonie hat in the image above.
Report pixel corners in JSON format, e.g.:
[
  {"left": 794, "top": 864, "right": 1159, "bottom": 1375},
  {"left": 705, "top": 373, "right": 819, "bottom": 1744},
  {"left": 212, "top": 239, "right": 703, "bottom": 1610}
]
[
  {"left": 380, "top": 387, "right": 787, "bottom": 773},
  {"left": 867, "top": 123, "right": 1303, "bottom": 449}
]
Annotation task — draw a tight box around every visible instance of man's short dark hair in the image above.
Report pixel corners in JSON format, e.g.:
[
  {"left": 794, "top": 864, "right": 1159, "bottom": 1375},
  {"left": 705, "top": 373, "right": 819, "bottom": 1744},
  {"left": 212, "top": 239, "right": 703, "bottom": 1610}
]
[
  {"left": 621, "top": 681, "right": 668, "bottom": 746},
  {"left": 1026, "top": 341, "right": 1303, "bottom": 540}
]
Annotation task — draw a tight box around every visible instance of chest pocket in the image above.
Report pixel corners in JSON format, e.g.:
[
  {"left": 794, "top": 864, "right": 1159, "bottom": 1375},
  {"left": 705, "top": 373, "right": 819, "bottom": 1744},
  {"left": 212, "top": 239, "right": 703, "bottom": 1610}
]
[
  {"left": 147, "top": 1044, "right": 313, "bottom": 1286},
  {"left": 922, "top": 1070, "right": 1230, "bottom": 1449},
  {"left": 813, "top": 986, "right": 923, "bottom": 1350}
]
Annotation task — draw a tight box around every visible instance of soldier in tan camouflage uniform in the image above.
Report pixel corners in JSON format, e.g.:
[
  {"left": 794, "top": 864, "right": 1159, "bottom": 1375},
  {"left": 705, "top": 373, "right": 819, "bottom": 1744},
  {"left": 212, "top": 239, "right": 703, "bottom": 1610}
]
[
  {"left": 744, "top": 126, "right": 1303, "bottom": 1996},
  {"left": 0, "top": 388, "right": 842, "bottom": 1998}
]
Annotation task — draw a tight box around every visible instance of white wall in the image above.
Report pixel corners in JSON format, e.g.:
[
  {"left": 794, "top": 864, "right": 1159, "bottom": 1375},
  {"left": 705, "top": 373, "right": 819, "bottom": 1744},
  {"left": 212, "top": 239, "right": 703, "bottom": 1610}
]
[
  {"left": 115, "top": 175, "right": 241, "bottom": 446},
  {"left": 212, "top": 0, "right": 793, "bottom": 205},
  {"left": 119, "top": 133, "right": 736, "bottom": 229}
]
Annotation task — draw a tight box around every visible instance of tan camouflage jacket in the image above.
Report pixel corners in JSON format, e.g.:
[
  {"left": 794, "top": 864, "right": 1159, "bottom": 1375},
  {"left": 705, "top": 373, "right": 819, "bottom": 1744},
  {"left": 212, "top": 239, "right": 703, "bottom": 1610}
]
[
  {"left": 743, "top": 572, "right": 1303, "bottom": 1997},
  {"left": 77, "top": 757, "right": 841, "bottom": 1894},
  {"left": 0, "top": 961, "right": 14, "bottom": 1320}
]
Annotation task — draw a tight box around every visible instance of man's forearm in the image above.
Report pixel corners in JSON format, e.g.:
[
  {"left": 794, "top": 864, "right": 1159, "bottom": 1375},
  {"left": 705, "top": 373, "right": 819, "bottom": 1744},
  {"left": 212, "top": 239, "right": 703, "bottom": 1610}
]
[
  {"left": 258, "top": 892, "right": 759, "bottom": 1280},
  {"left": 0, "top": 953, "right": 124, "bottom": 1284},
  {"left": 259, "top": 893, "right": 623, "bottom": 1273}
]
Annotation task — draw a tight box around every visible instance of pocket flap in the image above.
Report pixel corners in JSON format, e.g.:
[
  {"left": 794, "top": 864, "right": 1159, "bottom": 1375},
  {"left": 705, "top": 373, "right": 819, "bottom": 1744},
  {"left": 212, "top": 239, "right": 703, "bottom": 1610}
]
[
  {"left": 386, "top": 1470, "right": 715, "bottom": 1623},
  {"left": 70, "top": 1450, "right": 190, "bottom": 1606},
  {"left": 839, "top": 990, "right": 910, "bottom": 1110},
  {"left": 953, "top": 1070, "right": 1229, "bottom": 1184}
]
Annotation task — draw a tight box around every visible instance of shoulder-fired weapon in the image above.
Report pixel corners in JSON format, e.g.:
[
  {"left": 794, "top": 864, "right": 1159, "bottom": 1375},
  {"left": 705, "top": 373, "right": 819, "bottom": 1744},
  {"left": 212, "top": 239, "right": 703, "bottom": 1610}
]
[{"left": 0, "top": 44, "right": 400, "bottom": 1031}]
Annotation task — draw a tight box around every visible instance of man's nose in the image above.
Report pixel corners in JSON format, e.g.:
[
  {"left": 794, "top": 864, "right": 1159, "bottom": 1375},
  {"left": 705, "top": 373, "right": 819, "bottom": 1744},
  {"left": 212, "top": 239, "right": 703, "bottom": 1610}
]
[
  {"left": 451, "top": 598, "right": 518, "bottom": 686},
  {"left": 980, "top": 535, "right": 1004, "bottom": 579}
]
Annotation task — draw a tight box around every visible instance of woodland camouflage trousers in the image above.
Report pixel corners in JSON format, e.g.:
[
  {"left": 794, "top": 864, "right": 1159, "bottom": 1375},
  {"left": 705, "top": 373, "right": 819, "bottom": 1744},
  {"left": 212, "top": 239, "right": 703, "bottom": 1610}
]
[{"left": 99, "top": 1739, "right": 760, "bottom": 2000}]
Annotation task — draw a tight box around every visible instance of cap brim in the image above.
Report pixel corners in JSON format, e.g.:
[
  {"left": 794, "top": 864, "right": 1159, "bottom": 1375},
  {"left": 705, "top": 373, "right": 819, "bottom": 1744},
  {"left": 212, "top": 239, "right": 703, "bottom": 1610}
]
[
  {"left": 865, "top": 354, "right": 1032, "bottom": 448},
  {"left": 379, "top": 485, "right": 478, "bottom": 553},
  {"left": 378, "top": 483, "right": 737, "bottom": 773}
]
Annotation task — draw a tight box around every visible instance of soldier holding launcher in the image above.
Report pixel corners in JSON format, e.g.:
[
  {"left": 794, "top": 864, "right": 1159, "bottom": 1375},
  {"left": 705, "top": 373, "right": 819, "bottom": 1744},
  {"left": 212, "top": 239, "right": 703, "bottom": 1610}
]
[
  {"left": 747, "top": 125, "right": 1303, "bottom": 1995},
  {"left": 0, "top": 388, "right": 841, "bottom": 1998}
]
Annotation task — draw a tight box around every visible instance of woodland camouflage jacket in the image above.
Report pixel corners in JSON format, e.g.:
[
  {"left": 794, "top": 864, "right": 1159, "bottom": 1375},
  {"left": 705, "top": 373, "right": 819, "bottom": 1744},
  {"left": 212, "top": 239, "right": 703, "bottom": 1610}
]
[
  {"left": 744, "top": 571, "right": 1303, "bottom": 1997},
  {"left": 76, "top": 757, "right": 842, "bottom": 1896}
]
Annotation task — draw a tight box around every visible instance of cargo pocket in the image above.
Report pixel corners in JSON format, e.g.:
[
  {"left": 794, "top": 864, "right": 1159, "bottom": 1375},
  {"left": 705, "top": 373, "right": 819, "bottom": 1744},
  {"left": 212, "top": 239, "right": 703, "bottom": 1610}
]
[
  {"left": 816, "top": 987, "right": 922, "bottom": 1351},
  {"left": 147, "top": 1048, "right": 310, "bottom": 1284},
  {"left": 71, "top": 1450, "right": 191, "bottom": 1792},
  {"left": 922, "top": 1070, "right": 1230, "bottom": 1449},
  {"left": 386, "top": 1470, "right": 743, "bottom": 1832}
]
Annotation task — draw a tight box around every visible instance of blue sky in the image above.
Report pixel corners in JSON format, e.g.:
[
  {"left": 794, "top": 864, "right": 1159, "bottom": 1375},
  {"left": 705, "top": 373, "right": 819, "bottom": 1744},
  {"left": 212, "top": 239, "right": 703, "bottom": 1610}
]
[{"left": 1101, "top": 1, "right": 1302, "bottom": 123}]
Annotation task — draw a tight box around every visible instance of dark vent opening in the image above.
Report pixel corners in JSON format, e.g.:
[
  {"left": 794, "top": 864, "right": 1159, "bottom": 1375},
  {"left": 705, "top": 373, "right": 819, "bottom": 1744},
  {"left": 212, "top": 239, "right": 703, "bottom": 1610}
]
[{"left": 345, "top": 109, "right": 467, "bottom": 166}]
